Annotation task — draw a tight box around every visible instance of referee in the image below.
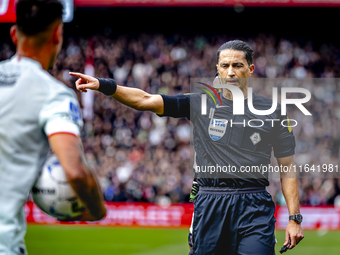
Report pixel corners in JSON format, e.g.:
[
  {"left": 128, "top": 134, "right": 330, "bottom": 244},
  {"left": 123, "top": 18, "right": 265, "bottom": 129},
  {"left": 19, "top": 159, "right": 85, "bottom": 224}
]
[{"left": 70, "top": 40, "right": 304, "bottom": 255}]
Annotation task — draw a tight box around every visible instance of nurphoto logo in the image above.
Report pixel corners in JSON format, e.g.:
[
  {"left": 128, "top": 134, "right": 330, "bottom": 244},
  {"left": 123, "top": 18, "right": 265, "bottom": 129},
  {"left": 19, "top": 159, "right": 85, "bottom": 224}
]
[{"left": 199, "top": 82, "right": 311, "bottom": 116}]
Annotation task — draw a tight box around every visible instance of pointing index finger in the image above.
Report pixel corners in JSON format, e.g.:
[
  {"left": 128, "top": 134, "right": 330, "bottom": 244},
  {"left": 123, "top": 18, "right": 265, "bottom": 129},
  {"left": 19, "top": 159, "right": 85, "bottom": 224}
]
[{"left": 69, "top": 72, "right": 88, "bottom": 80}]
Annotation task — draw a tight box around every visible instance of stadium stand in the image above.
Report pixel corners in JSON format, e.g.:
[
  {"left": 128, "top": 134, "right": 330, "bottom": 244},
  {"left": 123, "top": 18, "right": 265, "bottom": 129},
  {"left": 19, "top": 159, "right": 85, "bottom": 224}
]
[{"left": 1, "top": 8, "right": 339, "bottom": 206}]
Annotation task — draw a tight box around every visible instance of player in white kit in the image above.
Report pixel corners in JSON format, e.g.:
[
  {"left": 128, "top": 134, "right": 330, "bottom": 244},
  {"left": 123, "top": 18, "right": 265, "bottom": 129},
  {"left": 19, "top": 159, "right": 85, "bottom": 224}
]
[{"left": 0, "top": 1, "right": 106, "bottom": 254}]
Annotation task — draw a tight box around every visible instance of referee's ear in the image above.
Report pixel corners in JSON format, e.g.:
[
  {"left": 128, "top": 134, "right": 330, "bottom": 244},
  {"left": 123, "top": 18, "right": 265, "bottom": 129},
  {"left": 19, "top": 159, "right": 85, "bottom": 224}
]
[{"left": 248, "top": 64, "right": 255, "bottom": 76}]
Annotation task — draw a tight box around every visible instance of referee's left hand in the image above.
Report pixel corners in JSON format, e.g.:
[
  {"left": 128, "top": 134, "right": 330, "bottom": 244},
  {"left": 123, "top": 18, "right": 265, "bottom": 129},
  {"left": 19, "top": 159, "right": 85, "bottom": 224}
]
[{"left": 284, "top": 221, "right": 304, "bottom": 249}]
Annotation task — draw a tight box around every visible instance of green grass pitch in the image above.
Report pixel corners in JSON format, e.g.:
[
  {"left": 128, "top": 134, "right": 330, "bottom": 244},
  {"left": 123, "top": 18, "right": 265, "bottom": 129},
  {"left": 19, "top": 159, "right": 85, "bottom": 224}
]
[{"left": 25, "top": 225, "right": 340, "bottom": 255}]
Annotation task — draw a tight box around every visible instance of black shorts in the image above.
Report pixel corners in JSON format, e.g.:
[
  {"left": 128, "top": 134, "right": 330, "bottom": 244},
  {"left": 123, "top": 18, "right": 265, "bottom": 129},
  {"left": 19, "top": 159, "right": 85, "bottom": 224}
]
[{"left": 190, "top": 186, "right": 276, "bottom": 255}]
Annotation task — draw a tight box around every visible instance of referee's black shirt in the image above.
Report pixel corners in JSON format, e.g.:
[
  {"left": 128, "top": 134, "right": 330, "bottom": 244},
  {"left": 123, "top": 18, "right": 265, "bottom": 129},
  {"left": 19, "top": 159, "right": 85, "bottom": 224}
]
[{"left": 158, "top": 92, "right": 295, "bottom": 188}]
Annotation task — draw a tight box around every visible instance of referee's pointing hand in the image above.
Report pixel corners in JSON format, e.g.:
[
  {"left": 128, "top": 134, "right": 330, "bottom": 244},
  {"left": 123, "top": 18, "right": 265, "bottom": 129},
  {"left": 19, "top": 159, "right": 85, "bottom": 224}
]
[{"left": 69, "top": 72, "right": 100, "bottom": 93}]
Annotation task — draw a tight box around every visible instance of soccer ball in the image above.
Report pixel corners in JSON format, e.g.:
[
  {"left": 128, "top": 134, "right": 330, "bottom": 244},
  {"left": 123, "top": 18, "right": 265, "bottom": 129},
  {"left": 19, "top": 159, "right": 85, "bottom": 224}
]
[{"left": 32, "top": 154, "right": 85, "bottom": 220}]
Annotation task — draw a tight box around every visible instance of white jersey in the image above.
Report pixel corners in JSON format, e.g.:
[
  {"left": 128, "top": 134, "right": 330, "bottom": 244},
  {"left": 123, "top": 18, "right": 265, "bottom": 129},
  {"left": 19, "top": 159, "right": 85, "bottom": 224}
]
[{"left": 0, "top": 55, "right": 83, "bottom": 255}]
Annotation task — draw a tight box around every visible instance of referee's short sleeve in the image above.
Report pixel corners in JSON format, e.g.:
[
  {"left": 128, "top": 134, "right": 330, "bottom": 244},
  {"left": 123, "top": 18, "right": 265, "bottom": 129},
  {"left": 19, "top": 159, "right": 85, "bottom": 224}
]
[
  {"left": 157, "top": 94, "right": 191, "bottom": 119},
  {"left": 272, "top": 103, "right": 296, "bottom": 158}
]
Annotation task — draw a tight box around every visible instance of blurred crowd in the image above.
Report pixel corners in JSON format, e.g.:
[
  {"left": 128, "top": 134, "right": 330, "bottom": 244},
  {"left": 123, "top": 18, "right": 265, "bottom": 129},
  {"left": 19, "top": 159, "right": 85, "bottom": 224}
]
[{"left": 1, "top": 33, "right": 340, "bottom": 205}]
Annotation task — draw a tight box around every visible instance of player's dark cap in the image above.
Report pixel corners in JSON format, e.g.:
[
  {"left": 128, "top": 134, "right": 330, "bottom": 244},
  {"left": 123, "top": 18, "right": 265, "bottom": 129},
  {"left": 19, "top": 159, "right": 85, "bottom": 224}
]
[
  {"left": 217, "top": 40, "right": 254, "bottom": 66},
  {"left": 16, "top": 0, "right": 63, "bottom": 36}
]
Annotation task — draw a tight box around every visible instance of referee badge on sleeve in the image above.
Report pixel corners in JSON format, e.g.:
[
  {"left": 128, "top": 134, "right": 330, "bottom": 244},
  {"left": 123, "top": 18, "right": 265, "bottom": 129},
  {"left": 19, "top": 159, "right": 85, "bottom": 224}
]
[{"left": 208, "top": 118, "right": 227, "bottom": 141}]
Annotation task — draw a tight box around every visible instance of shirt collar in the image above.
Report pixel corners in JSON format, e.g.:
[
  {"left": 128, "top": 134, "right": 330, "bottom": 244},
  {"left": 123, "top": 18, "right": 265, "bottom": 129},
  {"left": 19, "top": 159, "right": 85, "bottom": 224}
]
[{"left": 11, "top": 54, "right": 43, "bottom": 69}]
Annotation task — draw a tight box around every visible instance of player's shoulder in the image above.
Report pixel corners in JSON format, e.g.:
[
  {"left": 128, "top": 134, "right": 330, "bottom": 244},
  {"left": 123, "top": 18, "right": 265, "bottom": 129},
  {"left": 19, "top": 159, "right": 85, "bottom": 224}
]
[
  {"left": 0, "top": 58, "right": 21, "bottom": 85},
  {"left": 0, "top": 56, "right": 39, "bottom": 76},
  {"left": 45, "top": 73, "right": 73, "bottom": 94},
  {"left": 1, "top": 56, "right": 73, "bottom": 95},
  {"left": 0, "top": 58, "right": 12, "bottom": 67},
  {"left": 0, "top": 57, "right": 20, "bottom": 74},
  {"left": 32, "top": 68, "right": 77, "bottom": 100},
  {"left": 1, "top": 56, "right": 74, "bottom": 96},
  {"left": 38, "top": 72, "right": 81, "bottom": 126}
]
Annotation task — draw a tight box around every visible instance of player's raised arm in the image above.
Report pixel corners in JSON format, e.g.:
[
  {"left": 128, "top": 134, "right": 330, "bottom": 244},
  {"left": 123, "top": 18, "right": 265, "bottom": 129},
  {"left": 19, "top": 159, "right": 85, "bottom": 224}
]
[
  {"left": 49, "top": 134, "right": 106, "bottom": 221},
  {"left": 69, "top": 72, "right": 164, "bottom": 115}
]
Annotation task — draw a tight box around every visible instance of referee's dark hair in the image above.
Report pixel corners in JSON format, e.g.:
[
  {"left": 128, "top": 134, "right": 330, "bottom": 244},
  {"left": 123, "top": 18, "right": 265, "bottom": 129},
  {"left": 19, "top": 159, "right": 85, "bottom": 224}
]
[
  {"left": 16, "top": 0, "right": 63, "bottom": 36},
  {"left": 217, "top": 40, "right": 254, "bottom": 66}
]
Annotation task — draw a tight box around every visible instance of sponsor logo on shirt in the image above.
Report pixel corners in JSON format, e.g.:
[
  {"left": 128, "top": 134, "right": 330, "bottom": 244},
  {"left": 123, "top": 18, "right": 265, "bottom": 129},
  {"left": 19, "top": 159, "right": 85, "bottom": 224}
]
[
  {"left": 69, "top": 101, "right": 80, "bottom": 122},
  {"left": 0, "top": 72, "right": 20, "bottom": 86}
]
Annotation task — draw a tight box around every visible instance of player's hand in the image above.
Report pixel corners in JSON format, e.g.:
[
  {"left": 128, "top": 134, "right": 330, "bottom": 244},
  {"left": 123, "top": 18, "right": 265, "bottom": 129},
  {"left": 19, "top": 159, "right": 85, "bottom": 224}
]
[
  {"left": 58, "top": 207, "right": 106, "bottom": 222},
  {"left": 72, "top": 208, "right": 107, "bottom": 222},
  {"left": 284, "top": 220, "right": 304, "bottom": 249},
  {"left": 69, "top": 72, "right": 100, "bottom": 93}
]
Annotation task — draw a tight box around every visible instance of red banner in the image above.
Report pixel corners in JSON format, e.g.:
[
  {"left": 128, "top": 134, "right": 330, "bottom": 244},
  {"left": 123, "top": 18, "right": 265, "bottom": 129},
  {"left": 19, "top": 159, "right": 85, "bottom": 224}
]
[
  {"left": 1, "top": 0, "right": 339, "bottom": 23},
  {"left": 276, "top": 206, "right": 340, "bottom": 230},
  {"left": 25, "top": 201, "right": 340, "bottom": 230},
  {"left": 25, "top": 201, "right": 194, "bottom": 228},
  {"left": 74, "top": 0, "right": 340, "bottom": 7},
  {"left": 0, "top": 0, "right": 16, "bottom": 23}
]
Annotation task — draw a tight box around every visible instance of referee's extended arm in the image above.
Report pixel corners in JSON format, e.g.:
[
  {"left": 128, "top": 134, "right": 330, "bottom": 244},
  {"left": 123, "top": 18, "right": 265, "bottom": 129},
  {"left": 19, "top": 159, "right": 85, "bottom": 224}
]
[
  {"left": 278, "top": 155, "right": 304, "bottom": 250},
  {"left": 69, "top": 72, "right": 164, "bottom": 115},
  {"left": 111, "top": 85, "right": 164, "bottom": 114}
]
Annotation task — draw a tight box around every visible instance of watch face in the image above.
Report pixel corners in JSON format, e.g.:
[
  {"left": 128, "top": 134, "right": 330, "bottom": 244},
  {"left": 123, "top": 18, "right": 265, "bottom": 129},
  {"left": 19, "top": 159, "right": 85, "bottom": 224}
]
[{"left": 296, "top": 214, "right": 303, "bottom": 223}]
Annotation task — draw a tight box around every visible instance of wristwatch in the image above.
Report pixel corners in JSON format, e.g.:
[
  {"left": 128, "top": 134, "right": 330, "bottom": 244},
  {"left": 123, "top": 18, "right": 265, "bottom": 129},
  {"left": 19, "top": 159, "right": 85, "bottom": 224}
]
[{"left": 289, "top": 213, "right": 303, "bottom": 224}]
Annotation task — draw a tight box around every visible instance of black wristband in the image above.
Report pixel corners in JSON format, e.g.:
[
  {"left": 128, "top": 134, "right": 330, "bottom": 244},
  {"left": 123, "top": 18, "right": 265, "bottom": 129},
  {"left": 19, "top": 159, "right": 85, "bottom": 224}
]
[{"left": 97, "top": 78, "right": 117, "bottom": 96}]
